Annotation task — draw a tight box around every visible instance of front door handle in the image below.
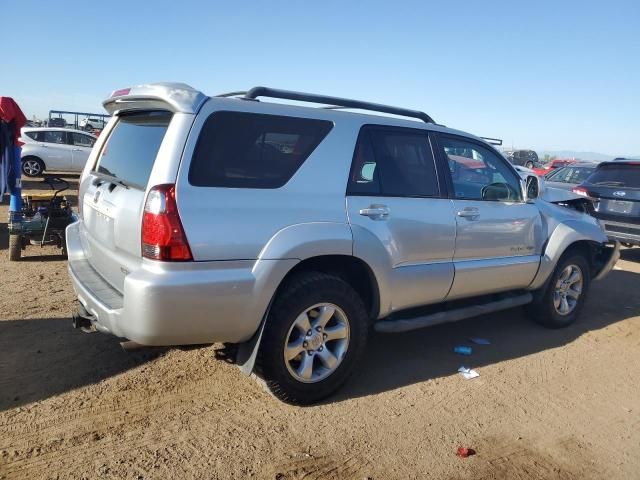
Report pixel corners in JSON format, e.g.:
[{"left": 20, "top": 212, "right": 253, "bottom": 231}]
[
  {"left": 359, "top": 204, "right": 390, "bottom": 220},
  {"left": 457, "top": 207, "right": 480, "bottom": 220}
]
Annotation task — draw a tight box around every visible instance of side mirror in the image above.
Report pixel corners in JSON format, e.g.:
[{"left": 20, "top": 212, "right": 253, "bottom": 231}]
[{"left": 525, "top": 175, "right": 540, "bottom": 201}]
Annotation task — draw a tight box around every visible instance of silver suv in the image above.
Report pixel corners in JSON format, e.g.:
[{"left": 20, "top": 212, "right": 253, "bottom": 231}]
[{"left": 67, "top": 83, "right": 619, "bottom": 404}]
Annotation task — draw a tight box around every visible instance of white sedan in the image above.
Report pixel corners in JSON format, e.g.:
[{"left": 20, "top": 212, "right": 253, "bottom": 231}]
[{"left": 20, "top": 127, "right": 97, "bottom": 176}]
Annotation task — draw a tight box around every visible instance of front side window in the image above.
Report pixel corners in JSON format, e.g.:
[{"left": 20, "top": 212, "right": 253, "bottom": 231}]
[
  {"left": 189, "top": 112, "right": 333, "bottom": 189},
  {"left": 439, "top": 136, "right": 522, "bottom": 202},
  {"left": 347, "top": 126, "right": 439, "bottom": 197},
  {"left": 72, "top": 132, "right": 95, "bottom": 147},
  {"left": 43, "top": 130, "right": 66, "bottom": 144}
]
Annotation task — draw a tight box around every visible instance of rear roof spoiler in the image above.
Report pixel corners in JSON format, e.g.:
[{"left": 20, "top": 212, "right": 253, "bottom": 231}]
[{"left": 103, "top": 82, "right": 208, "bottom": 115}]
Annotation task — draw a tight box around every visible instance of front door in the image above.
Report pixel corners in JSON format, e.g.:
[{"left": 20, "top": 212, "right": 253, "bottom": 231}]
[
  {"left": 69, "top": 132, "right": 95, "bottom": 171},
  {"left": 346, "top": 126, "right": 456, "bottom": 313},
  {"left": 41, "top": 130, "right": 73, "bottom": 170},
  {"left": 434, "top": 134, "right": 543, "bottom": 300}
]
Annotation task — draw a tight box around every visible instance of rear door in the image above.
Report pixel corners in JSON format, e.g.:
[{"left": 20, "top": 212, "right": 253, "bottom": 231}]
[
  {"left": 434, "top": 134, "right": 543, "bottom": 300},
  {"left": 69, "top": 132, "right": 96, "bottom": 172},
  {"left": 80, "top": 111, "right": 173, "bottom": 291},
  {"left": 346, "top": 126, "right": 456, "bottom": 312}
]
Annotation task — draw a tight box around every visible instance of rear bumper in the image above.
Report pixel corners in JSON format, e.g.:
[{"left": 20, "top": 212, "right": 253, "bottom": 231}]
[
  {"left": 598, "top": 219, "right": 640, "bottom": 246},
  {"left": 66, "top": 221, "right": 296, "bottom": 346}
]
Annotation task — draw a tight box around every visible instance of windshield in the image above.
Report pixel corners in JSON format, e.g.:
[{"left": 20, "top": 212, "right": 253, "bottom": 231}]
[
  {"left": 94, "top": 111, "right": 172, "bottom": 189},
  {"left": 546, "top": 165, "right": 595, "bottom": 183},
  {"left": 585, "top": 164, "right": 640, "bottom": 189}
]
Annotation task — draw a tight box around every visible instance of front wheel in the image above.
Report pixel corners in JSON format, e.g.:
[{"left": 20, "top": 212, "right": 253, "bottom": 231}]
[
  {"left": 526, "top": 253, "right": 590, "bottom": 328},
  {"left": 22, "top": 158, "right": 44, "bottom": 177},
  {"left": 525, "top": 161, "right": 535, "bottom": 169},
  {"left": 258, "top": 272, "right": 369, "bottom": 405}
]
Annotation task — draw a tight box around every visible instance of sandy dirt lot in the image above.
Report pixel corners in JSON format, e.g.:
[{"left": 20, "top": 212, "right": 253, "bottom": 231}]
[{"left": 1, "top": 177, "right": 639, "bottom": 479}]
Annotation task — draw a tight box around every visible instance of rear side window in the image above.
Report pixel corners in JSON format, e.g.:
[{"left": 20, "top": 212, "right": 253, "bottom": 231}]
[
  {"left": 94, "top": 111, "right": 172, "bottom": 189},
  {"left": 348, "top": 126, "right": 439, "bottom": 197},
  {"left": 586, "top": 164, "right": 640, "bottom": 188},
  {"left": 189, "top": 112, "right": 333, "bottom": 188}
]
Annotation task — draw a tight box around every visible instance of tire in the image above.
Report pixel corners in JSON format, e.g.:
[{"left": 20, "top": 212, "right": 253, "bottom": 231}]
[
  {"left": 9, "top": 235, "right": 21, "bottom": 261},
  {"left": 526, "top": 253, "right": 590, "bottom": 328},
  {"left": 21, "top": 157, "right": 44, "bottom": 177},
  {"left": 258, "top": 271, "right": 369, "bottom": 405},
  {"left": 525, "top": 161, "right": 535, "bottom": 169}
]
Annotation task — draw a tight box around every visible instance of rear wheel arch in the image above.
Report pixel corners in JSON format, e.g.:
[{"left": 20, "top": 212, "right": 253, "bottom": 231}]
[{"left": 274, "top": 254, "right": 380, "bottom": 321}]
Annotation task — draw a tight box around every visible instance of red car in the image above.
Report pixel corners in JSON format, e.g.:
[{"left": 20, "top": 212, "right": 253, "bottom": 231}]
[{"left": 533, "top": 159, "right": 577, "bottom": 177}]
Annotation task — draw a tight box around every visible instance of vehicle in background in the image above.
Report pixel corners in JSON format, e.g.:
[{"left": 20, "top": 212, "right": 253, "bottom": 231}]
[
  {"left": 47, "top": 117, "right": 66, "bottom": 128},
  {"left": 544, "top": 162, "right": 598, "bottom": 191},
  {"left": 20, "top": 127, "right": 97, "bottom": 176},
  {"left": 80, "top": 117, "right": 108, "bottom": 131},
  {"left": 505, "top": 149, "right": 541, "bottom": 169},
  {"left": 533, "top": 158, "right": 577, "bottom": 177},
  {"left": 574, "top": 160, "right": 640, "bottom": 247}
]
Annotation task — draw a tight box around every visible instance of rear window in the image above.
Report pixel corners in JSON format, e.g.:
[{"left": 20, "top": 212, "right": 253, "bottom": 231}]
[
  {"left": 94, "top": 111, "right": 172, "bottom": 189},
  {"left": 586, "top": 164, "right": 640, "bottom": 189},
  {"left": 188, "top": 111, "right": 333, "bottom": 188}
]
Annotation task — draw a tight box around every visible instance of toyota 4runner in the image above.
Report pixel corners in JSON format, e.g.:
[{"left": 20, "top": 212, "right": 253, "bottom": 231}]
[{"left": 67, "top": 83, "right": 619, "bottom": 404}]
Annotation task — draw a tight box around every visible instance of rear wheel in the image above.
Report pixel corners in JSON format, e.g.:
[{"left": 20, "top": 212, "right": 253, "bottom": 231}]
[
  {"left": 525, "top": 161, "right": 535, "bottom": 169},
  {"left": 258, "top": 272, "right": 368, "bottom": 405},
  {"left": 526, "top": 253, "right": 590, "bottom": 328},
  {"left": 22, "top": 157, "right": 44, "bottom": 177},
  {"left": 9, "top": 235, "right": 21, "bottom": 261}
]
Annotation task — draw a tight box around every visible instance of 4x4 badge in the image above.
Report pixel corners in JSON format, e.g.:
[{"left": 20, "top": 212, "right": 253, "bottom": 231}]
[{"left": 613, "top": 191, "right": 626, "bottom": 197}]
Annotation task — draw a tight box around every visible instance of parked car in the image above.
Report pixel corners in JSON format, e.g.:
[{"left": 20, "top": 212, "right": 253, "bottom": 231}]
[
  {"left": 505, "top": 149, "right": 541, "bottom": 169},
  {"left": 533, "top": 158, "right": 577, "bottom": 177},
  {"left": 67, "top": 83, "right": 619, "bottom": 404},
  {"left": 574, "top": 160, "right": 640, "bottom": 247},
  {"left": 544, "top": 162, "right": 598, "bottom": 191},
  {"left": 80, "top": 117, "right": 108, "bottom": 131},
  {"left": 47, "top": 117, "right": 66, "bottom": 128},
  {"left": 20, "top": 127, "right": 97, "bottom": 176}
]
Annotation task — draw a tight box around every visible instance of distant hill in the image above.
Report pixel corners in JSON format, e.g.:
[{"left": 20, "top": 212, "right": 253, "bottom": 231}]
[{"left": 537, "top": 151, "right": 640, "bottom": 162}]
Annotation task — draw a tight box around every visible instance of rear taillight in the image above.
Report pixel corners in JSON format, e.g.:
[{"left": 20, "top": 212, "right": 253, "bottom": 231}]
[
  {"left": 142, "top": 184, "right": 192, "bottom": 261},
  {"left": 572, "top": 186, "right": 590, "bottom": 197}
]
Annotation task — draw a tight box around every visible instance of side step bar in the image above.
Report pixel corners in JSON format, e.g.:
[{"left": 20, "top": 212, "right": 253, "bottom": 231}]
[{"left": 374, "top": 293, "right": 533, "bottom": 333}]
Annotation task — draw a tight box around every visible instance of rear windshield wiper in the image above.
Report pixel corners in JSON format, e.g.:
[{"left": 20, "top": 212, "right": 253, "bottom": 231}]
[{"left": 93, "top": 171, "right": 131, "bottom": 189}]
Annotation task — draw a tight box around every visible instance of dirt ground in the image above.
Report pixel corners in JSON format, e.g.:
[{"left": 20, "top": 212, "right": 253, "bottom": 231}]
[{"left": 1, "top": 177, "right": 639, "bottom": 480}]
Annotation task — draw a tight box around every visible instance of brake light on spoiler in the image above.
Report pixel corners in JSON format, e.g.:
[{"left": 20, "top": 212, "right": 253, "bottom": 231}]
[
  {"left": 142, "top": 184, "right": 192, "bottom": 261},
  {"left": 111, "top": 88, "right": 131, "bottom": 97}
]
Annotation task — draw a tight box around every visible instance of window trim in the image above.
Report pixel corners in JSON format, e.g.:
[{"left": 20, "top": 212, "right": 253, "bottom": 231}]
[
  {"left": 346, "top": 124, "right": 447, "bottom": 199},
  {"left": 433, "top": 132, "right": 525, "bottom": 203}
]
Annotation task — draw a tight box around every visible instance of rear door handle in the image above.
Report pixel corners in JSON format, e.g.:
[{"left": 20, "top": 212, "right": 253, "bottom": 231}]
[
  {"left": 457, "top": 207, "right": 480, "bottom": 220},
  {"left": 359, "top": 205, "right": 390, "bottom": 220}
]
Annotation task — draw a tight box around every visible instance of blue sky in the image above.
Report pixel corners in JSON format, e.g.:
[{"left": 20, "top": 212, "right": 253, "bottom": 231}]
[{"left": 3, "top": 0, "right": 639, "bottom": 155}]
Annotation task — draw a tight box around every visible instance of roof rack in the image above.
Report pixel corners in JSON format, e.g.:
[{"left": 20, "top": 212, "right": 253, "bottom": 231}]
[
  {"left": 480, "top": 137, "right": 503, "bottom": 146},
  {"left": 216, "top": 86, "right": 435, "bottom": 124}
]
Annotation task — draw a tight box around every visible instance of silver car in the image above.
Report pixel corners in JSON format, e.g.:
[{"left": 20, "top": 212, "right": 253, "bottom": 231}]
[
  {"left": 21, "top": 127, "right": 97, "bottom": 176},
  {"left": 67, "top": 83, "right": 619, "bottom": 404}
]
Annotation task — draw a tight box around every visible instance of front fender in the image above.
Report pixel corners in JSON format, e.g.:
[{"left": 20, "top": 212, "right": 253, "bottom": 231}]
[{"left": 528, "top": 218, "right": 608, "bottom": 290}]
